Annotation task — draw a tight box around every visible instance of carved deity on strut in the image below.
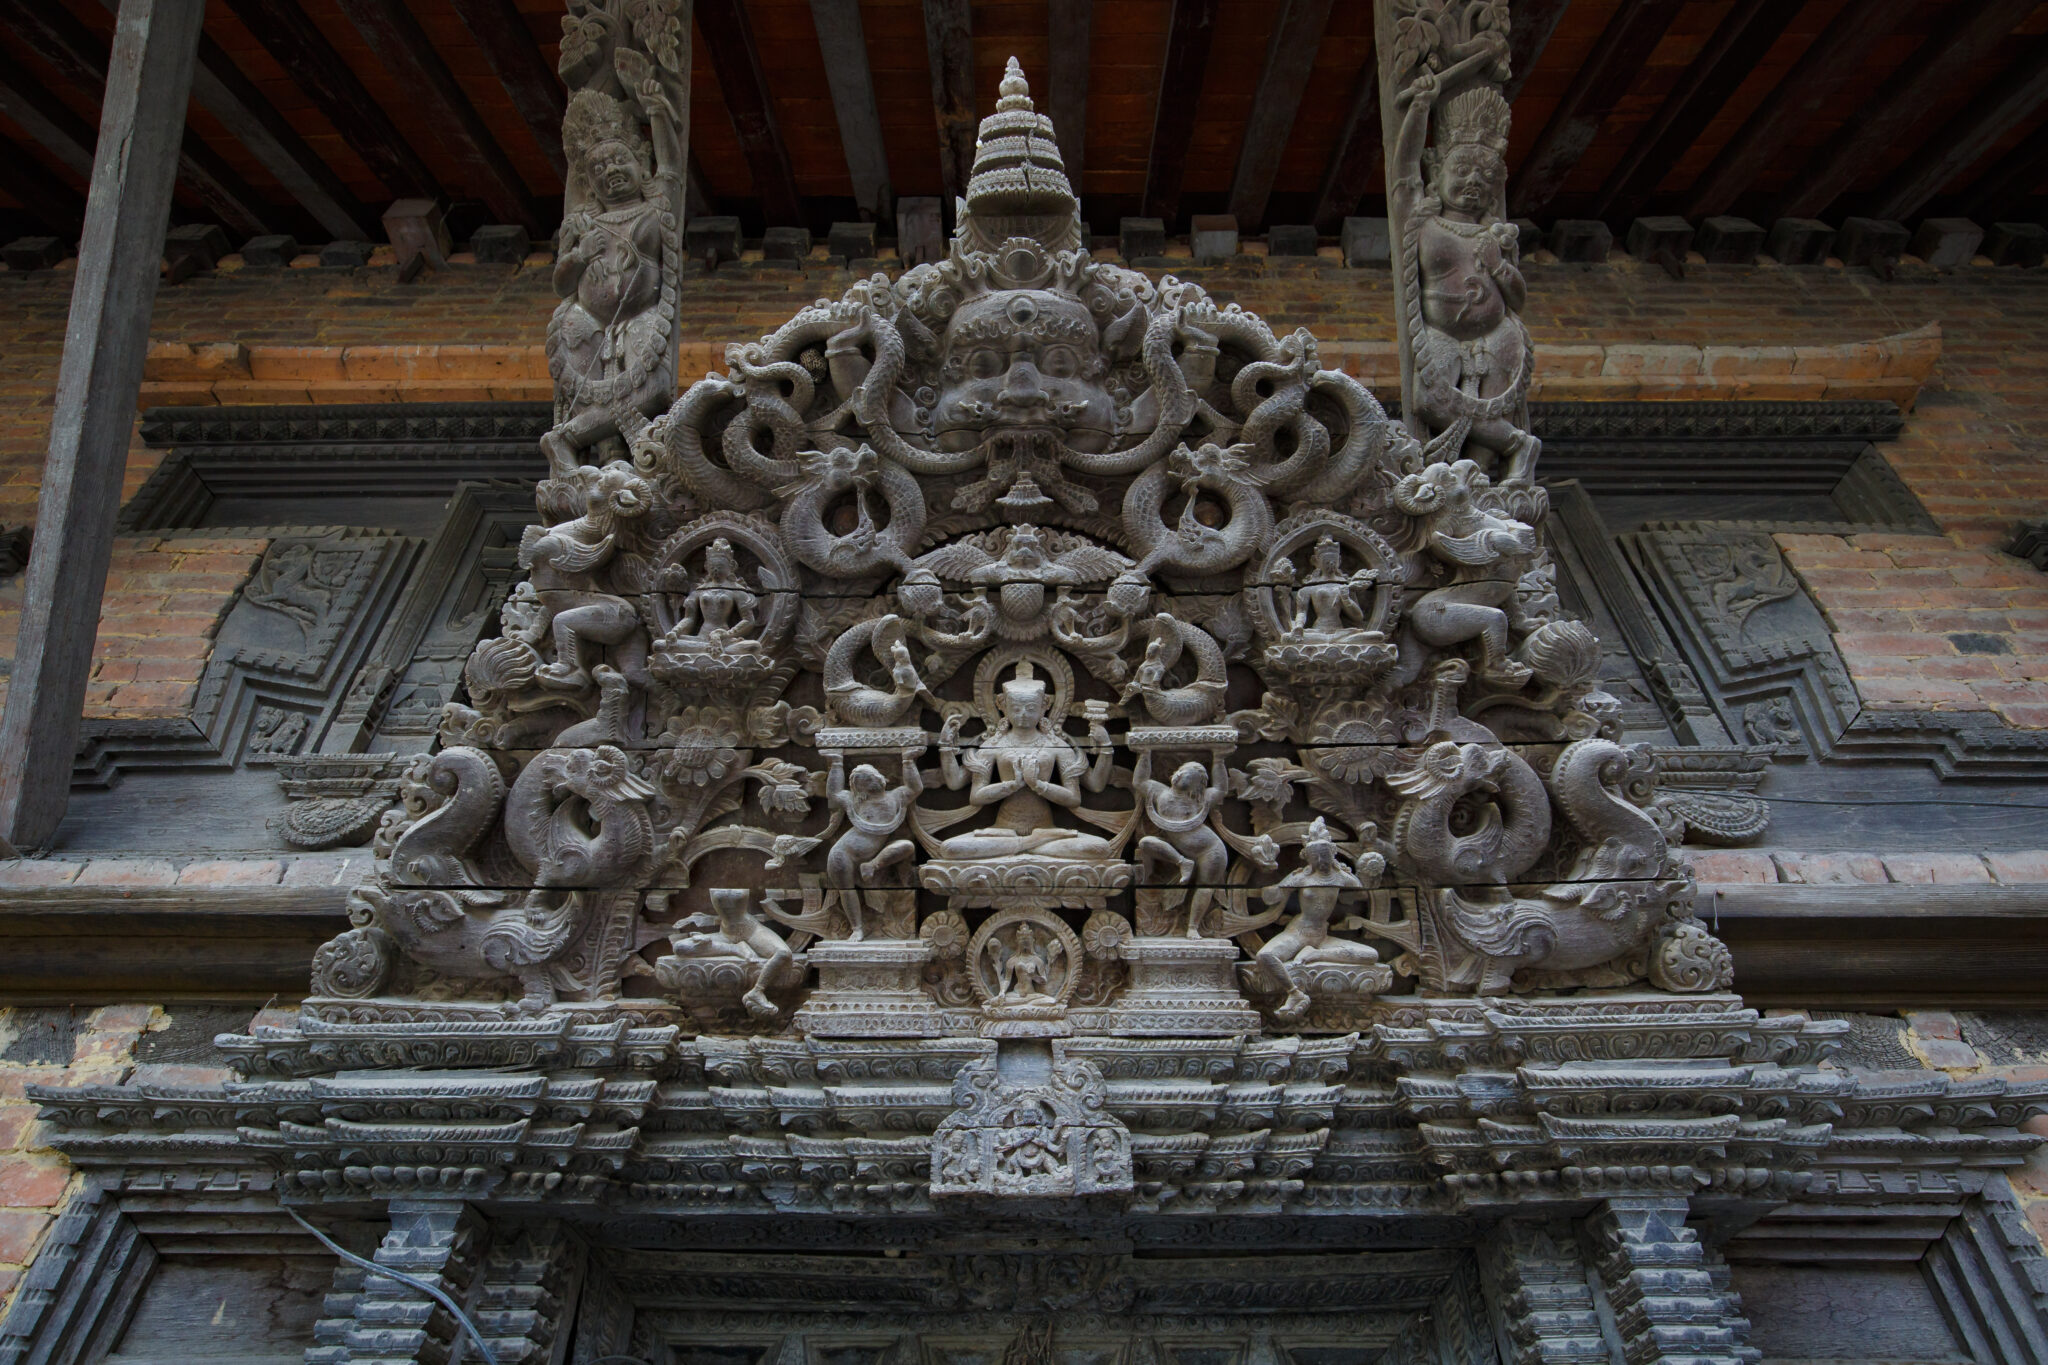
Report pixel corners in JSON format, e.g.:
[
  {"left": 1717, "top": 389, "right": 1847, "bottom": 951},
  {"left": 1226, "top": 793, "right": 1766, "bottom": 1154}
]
[
  {"left": 545, "top": 81, "right": 683, "bottom": 477},
  {"left": 1388, "top": 29, "right": 1538, "bottom": 483},
  {"left": 667, "top": 538, "right": 761, "bottom": 648},
  {"left": 1253, "top": 819, "right": 1389, "bottom": 1023}
]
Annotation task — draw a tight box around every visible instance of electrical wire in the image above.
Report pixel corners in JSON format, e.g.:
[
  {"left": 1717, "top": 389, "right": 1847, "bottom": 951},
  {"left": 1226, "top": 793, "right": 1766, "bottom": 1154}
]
[{"left": 285, "top": 1206, "right": 501, "bottom": 1365}]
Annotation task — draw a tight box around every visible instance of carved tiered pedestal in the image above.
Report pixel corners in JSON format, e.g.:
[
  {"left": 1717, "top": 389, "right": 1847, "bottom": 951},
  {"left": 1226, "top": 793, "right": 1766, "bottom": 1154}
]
[
  {"left": 790, "top": 940, "right": 946, "bottom": 1037},
  {"left": 1107, "top": 936, "right": 1263, "bottom": 1035}
]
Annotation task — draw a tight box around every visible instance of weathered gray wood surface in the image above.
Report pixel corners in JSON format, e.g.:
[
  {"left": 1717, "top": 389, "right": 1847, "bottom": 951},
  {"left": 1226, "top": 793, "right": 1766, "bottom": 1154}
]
[{"left": 0, "top": 0, "right": 205, "bottom": 852}]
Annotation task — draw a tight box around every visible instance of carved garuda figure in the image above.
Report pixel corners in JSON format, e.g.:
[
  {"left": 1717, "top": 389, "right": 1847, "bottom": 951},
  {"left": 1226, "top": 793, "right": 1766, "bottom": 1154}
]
[{"left": 309, "top": 56, "right": 1733, "bottom": 1028}]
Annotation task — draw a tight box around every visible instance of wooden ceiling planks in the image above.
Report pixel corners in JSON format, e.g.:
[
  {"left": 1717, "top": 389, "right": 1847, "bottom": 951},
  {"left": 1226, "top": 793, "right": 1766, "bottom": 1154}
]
[{"left": 3, "top": 0, "right": 2048, "bottom": 245}]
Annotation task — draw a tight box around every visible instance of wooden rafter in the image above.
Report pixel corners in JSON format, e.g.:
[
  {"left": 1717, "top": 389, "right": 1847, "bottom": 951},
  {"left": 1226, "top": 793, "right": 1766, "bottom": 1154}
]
[
  {"left": 1310, "top": 57, "right": 1377, "bottom": 234},
  {"left": 697, "top": 0, "right": 803, "bottom": 225},
  {"left": 811, "top": 0, "right": 892, "bottom": 221},
  {"left": 222, "top": 0, "right": 442, "bottom": 204},
  {"left": 1960, "top": 102, "right": 2048, "bottom": 223},
  {"left": 922, "top": 0, "right": 976, "bottom": 205},
  {"left": 342, "top": 0, "right": 541, "bottom": 233},
  {"left": 1778, "top": 0, "right": 2040, "bottom": 221},
  {"left": 1684, "top": 0, "right": 1917, "bottom": 219},
  {"left": 0, "top": 47, "right": 99, "bottom": 179},
  {"left": 1507, "top": 0, "right": 1682, "bottom": 219},
  {"left": 1592, "top": 0, "right": 1798, "bottom": 222},
  {"left": 1142, "top": 0, "right": 1219, "bottom": 226},
  {"left": 1227, "top": 0, "right": 1336, "bottom": 230},
  {"left": 447, "top": 0, "right": 567, "bottom": 182},
  {"left": 1873, "top": 36, "right": 2048, "bottom": 223},
  {"left": 1047, "top": 0, "right": 1091, "bottom": 191},
  {"left": 0, "top": 0, "right": 272, "bottom": 237},
  {"left": 1501, "top": 0, "right": 1571, "bottom": 104}
]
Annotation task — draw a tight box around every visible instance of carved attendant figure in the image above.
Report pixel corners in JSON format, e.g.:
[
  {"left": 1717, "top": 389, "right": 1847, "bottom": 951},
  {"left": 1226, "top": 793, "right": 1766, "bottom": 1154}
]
[
  {"left": 825, "top": 751, "right": 923, "bottom": 941},
  {"left": 1391, "top": 66, "right": 1538, "bottom": 482},
  {"left": 544, "top": 84, "right": 682, "bottom": 477},
  {"left": 936, "top": 675, "right": 1115, "bottom": 862},
  {"left": 1255, "top": 819, "right": 1388, "bottom": 1024},
  {"left": 1133, "top": 749, "right": 1231, "bottom": 938},
  {"left": 663, "top": 887, "right": 798, "bottom": 1019}
]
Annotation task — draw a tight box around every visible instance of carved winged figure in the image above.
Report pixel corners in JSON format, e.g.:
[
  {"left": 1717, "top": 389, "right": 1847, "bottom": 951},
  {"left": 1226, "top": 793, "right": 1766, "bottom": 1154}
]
[{"left": 909, "top": 527, "right": 1135, "bottom": 636}]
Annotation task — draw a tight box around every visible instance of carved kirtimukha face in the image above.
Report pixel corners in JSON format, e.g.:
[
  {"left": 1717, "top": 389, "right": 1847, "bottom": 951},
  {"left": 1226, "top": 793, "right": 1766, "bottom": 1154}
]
[
  {"left": 588, "top": 138, "right": 644, "bottom": 206},
  {"left": 1434, "top": 145, "right": 1503, "bottom": 220},
  {"left": 932, "top": 293, "right": 1117, "bottom": 453}
]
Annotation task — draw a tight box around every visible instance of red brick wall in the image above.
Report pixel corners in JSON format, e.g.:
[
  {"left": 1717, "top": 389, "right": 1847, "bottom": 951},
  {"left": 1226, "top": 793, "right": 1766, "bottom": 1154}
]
[{"left": 0, "top": 252, "right": 2044, "bottom": 723}]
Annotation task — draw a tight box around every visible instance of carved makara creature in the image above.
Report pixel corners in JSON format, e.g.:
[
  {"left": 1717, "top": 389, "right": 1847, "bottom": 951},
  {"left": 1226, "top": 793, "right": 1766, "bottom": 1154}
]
[{"left": 315, "top": 54, "right": 1734, "bottom": 1025}]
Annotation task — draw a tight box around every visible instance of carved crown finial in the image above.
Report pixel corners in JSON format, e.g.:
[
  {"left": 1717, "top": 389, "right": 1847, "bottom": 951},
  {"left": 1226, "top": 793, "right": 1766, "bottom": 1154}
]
[
  {"left": 1437, "top": 85, "right": 1511, "bottom": 158},
  {"left": 998, "top": 55, "right": 1032, "bottom": 111}
]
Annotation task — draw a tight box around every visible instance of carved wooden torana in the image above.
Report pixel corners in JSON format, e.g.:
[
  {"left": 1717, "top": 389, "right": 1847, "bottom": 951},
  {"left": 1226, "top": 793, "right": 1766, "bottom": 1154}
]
[{"left": 25, "top": 38, "right": 2048, "bottom": 1365}]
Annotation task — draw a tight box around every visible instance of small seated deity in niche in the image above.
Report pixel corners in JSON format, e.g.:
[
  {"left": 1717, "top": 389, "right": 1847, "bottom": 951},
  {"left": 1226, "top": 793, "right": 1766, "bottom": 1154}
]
[
  {"left": 1132, "top": 749, "right": 1231, "bottom": 938},
  {"left": 935, "top": 672, "right": 1115, "bottom": 862},
  {"left": 1391, "top": 71, "right": 1538, "bottom": 482},
  {"left": 824, "top": 751, "right": 923, "bottom": 942},
  {"left": 989, "top": 923, "right": 1062, "bottom": 1007},
  {"left": 544, "top": 84, "right": 682, "bottom": 477},
  {"left": 1287, "top": 536, "right": 1375, "bottom": 639},
  {"left": 1253, "top": 819, "right": 1389, "bottom": 1024},
  {"left": 665, "top": 539, "right": 761, "bottom": 649}
]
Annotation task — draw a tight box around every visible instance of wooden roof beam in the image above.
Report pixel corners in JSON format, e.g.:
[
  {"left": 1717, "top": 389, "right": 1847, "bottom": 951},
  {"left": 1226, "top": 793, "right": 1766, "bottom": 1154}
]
[
  {"left": 0, "top": 48, "right": 100, "bottom": 180},
  {"left": 0, "top": 0, "right": 273, "bottom": 237},
  {"left": 1778, "top": 0, "right": 2041, "bottom": 221},
  {"left": 1047, "top": 0, "right": 1091, "bottom": 192},
  {"left": 1960, "top": 87, "right": 2048, "bottom": 222},
  {"left": 922, "top": 0, "right": 976, "bottom": 206},
  {"left": 1508, "top": 0, "right": 1682, "bottom": 220},
  {"left": 1142, "top": 0, "right": 1219, "bottom": 227},
  {"left": 342, "top": 0, "right": 542, "bottom": 234},
  {"left": 447, "top": 0, "right": 567, "bottom": 182},
  {"left": 1227, "top": 0, "right": 1336, "bottom": 231},
  {"left": 222, "top": 0, "right": 441, "bottom": 205},
  {"left": 1592, "top": 0, "right": 1800, "bottom": 222},
  {"left": 1501, "top": 0, "right": 1571, "bottom": 104},
  {"left": 811, "top": 0, "right": 892, "bottom": 221},
  {"left": 698, "top": 0, "right": 803, "bottom": 225},
  {"left": 1684, "top": 0, "right": 1917, "bottom": 219},
  {"left": 1869, "top": 36, "right": 2048, "bottom": 223},
  {"left": 1309, "top": 57, "right": 1377, "bottom": 234}
]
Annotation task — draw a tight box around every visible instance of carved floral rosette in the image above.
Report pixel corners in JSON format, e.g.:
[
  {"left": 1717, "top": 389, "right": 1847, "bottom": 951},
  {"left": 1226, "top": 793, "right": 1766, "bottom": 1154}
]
[{"left": 310, "top": 58, "right": 1733, "bottom": 1035}]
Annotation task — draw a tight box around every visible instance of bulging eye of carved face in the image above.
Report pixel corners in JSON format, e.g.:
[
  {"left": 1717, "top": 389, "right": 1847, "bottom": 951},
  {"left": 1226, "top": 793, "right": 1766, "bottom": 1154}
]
[
  {"left": 1436, "top": 146, "right": 1501, "bottom": 216},
  {"left": 931, "top": 292, "right": 1118, "bottom": 454}
]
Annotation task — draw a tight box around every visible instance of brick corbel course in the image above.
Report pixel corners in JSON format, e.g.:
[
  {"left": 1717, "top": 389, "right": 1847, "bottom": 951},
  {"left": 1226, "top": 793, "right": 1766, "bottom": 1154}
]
[{"left": 138, "top": 327, "right": 1943, "bottom": 412}]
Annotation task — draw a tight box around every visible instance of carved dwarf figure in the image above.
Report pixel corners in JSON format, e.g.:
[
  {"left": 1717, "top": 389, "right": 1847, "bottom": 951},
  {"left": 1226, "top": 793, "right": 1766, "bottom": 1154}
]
[
  {"left": 824, "top": 750, "right": 923, "bottom": 941},
  {"left": 1254, "top": 819, "right": 1388, "bottom": 1024},
  {"left": 1133, "top": 749, "right": 1232, "bottom": 938},
  {"left": 1391, "top": 71, "right": 1538, "bottom": 482},
  {"left": 544, "top": 86, "right": 682, "bottom": 477}
]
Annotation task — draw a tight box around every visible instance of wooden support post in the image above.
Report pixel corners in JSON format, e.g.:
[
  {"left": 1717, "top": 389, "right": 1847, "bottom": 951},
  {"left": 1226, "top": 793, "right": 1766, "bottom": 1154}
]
[
  {"left": 1226, "top": 0, "right": 1336, "bottom": 231},
  {"left": 1777, "top": 0, "right": 2039, "bottom": 222},
  {"left": 922, "top": 0, "right": 976, "bottom": 205},
  {"left": 1047, "top": 0, "right": 1092, "bottom": 193},
  {"left": 1141, "top": 0, "right": 1219, "bottom": 227},
  {"left": 811, "top": 0, "right": 893, "bottom": 221},
  {"left": 0, "top": 0, "right": 205, "bottom": 851},
  {"left": 1507, "top": 0, "right": 1682, "bottom": 220},
  {"left": 699, "top": 0, "right": 803, "bottom": 226},
  {"left": 1685, "top": 0, "right": 1916, "bottom": 219}
]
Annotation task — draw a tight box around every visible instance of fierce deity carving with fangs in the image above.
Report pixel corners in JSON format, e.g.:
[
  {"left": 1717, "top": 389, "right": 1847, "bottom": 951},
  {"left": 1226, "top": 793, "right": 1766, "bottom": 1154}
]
[{"left": 311, "top": 53, "right": 1734, "bottom": 1036}]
